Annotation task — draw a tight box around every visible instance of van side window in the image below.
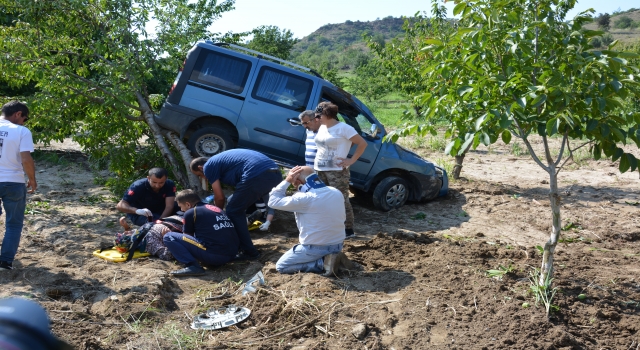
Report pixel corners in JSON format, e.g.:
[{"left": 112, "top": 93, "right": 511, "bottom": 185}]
[
  {"left": 252, "top": 67, "right": 312, "bottom": 111},
  {"left": 190, "top": 51, "right": 251, "bottom": 94}
]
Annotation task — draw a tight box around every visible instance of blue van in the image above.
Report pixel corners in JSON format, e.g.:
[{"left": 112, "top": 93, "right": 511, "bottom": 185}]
[{"left": 156, "top": 41, "right": 448, "bottom": 211}]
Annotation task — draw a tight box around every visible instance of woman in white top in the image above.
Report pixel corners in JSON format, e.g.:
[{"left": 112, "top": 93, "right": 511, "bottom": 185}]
[{"left": 313, "top": 101, "right": 367, "bottom": 238}]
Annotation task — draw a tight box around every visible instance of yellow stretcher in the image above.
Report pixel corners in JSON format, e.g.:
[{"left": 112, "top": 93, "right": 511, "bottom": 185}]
[{"left": 92, "top": 249, "right": 150, "bottom": 263}]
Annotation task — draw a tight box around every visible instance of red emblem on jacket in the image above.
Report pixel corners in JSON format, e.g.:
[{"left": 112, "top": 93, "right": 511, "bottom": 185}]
[{"left": 205, "top": 204, "right": 222, "bottom": 213}]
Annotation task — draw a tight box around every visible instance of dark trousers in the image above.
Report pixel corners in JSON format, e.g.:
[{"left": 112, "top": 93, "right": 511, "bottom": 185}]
[
  {"left": 163, "top": 232, "right": 235, "bottom": 267},
  {"left": 226, "top": 170, "right": 282, "bottom": 256}
]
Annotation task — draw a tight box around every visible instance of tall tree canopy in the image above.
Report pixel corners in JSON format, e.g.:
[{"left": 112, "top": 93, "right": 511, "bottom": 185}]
[
  {"left": 245, "top": 25, "right": 298, "bottom": 60},
  {"left": 0, "top": 0, "right": 239, "bottom": 192}
]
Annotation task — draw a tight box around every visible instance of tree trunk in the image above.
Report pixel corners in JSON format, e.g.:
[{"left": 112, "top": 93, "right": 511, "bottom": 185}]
[
  {"left": 163, "top": 130, "right": 206, "bottom": 195},
  {"left": 452, "top": 144, "right": 472, "bottom": 179},
  {"left": 136, "top": 92, "right": 191, "bottom": 188},
  {"left": 539, "top": 163, "right": 561, "bottom": 286}
]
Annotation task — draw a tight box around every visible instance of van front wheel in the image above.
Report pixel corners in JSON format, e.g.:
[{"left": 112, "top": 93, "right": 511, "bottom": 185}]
[
  {"left": 372, "top": 176, "right": 409, "bottom": 211},
  {"left": 187, "top": 126, "right": 235, "bottom": 158}
]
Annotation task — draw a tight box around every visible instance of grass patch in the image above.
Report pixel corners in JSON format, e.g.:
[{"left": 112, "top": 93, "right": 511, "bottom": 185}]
[
  {"left": 32, "top": 150, "right": 72, "bottom": 166},
  {"left": 434, "top": 157, "right": 455, "bottom": 182},
  {"left": 510, "top": 141, "right": 529, "bottom": 157},
  {"left": 79, "top": 194, "right": 111, "bottom": 205},
  {"left": 155, "top": 322, "right": 205, "bottom": 349},
  {"left": 550, "top": 146, "right": 594, "bottom": 168},
  {"left": 529, "top": 268, "right": 559, "bottom": 317},
  {"left": 25, "top": 200, "right": 51, "bottom": 215},
  {"left": 426, "top": 136, "right": 447, "bottom": 152},
  {"left": 370, "top": 102, "right": 409, "bottom": 128}
]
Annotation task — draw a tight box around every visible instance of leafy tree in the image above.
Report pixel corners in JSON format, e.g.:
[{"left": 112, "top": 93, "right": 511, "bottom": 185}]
[
  {"left": 391, "top": 0, "right": 640, "bottom": 293},
  {"left": 365, "top": 13, "right": 439, "bottom": 117},
  {"left": 0, "top": 0, "right": 239, "bottom": 193},
  {"left": 369, "top": 7, "right": 475, "bottom": 178},
  {"left": 596, "top": 13, "right": 610, "bottom": 31},
  {"left": 246, "top": 25, "right": 298, "bottom": 60},
  {"left": 348, "top": 59, "right": 390, "bottom": 102}
]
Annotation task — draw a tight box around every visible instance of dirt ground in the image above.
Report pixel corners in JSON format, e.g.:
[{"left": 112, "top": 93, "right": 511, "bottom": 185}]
[{"left": 0, "top": 137, "right": 639, "bottom": 349}]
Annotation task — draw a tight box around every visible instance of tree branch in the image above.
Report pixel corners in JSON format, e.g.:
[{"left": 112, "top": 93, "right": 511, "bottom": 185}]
[
  {"left": 67, "top": 86, "right": 105, "bottom": 105},
  {"left": 512, "top": 118, "right": 550, "bottom": 172},
  {"left": 556, "top": 140, "right": 594, "bottom": 174},
  {"left": 553, "top": 132, "right": 568, "bottom": 166},
  {"left": 124, "top": 114, "right": 145, "bottom": 122},
  {"left": 66, "top": 72, "right": 143, "bottom": 111}
]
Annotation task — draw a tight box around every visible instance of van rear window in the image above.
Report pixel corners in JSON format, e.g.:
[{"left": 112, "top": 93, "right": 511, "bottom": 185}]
[
  {"left": 252, "top": 67, "right": 312, "bottom": 111},
  {"left": 190, "top": 50, "right": 251, "bottom": 94}
]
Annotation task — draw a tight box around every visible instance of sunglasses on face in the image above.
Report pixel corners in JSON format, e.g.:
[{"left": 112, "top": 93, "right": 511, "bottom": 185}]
[{"left": 301, "top": 116, "right": 320, "bottom": 125}]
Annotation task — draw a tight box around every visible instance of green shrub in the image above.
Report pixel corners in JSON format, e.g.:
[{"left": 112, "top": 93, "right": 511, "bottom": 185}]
[
  {"left": 601, "top": 33, "right": 615, "bottom": 47},
  {"left": 614, "top": 15, "right": 633, "bottom": 29}
]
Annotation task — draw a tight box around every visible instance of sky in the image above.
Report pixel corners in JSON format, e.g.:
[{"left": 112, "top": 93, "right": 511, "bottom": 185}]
[{"left": 208, "top": 0, "right": 633, "bottom": 39}]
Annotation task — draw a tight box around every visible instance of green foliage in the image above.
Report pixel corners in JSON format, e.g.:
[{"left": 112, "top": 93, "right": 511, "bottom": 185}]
[
  {"left": 348, "top": 59, "right": 389, "bottom": 102},
  {"left": 0, "top": 0, "right": 237, "bottom": 193},
  {"left": 245, "top": 25, "right": 298, "bottom": 60},
  {"left": 613, "top": 15, "right": 634, "bottom": 29},
  {"left": 410, "top": 212, "right": 427, "bottom": 220},
  {"left": 510, "top": 142, "right": 528, "bottom": 157},
  {"left": 386, "top": 0, "right": 640, "bottom": 288},
  {"left": 363, "top": 13, "right": 442, "bottom": 117},
  {"left": 596, "top": 13, "right": 611, "bottom": 31},
  {"left": 25, "top": 200, "right": 51, "bottom": 215},
  {"left": 291, "top": 17, "right": 407, "bottom": 72},
  {"left": 529, "top": 268, "right": 559, "bottom": 317},
  {"left": 601, "top": 33, "right": 615, "bottom": 47},
  {"left": 393, "top": 0, "right": 640, "bottom": 175},
  {"left": 486, "top": 264, "right": 515, "bottom": 279}
]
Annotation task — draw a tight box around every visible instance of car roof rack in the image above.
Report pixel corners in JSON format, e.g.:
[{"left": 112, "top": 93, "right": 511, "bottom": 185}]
[{"left": 210, "top": 42, "right": 324, "bottom": 79}]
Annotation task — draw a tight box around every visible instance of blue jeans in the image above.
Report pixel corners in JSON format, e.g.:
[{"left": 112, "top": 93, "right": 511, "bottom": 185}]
[
  {"left": 276, "top": 243, "right": 343, "bottom": 274},
  {"left": 0, "top": 183, "right": 26, "bottom": 263},
  {"left": 163, "top": 232, "right": 235, "bottom": 267},
  {"left": 226, "top": 170, "right": 282, "bottom": 256}
]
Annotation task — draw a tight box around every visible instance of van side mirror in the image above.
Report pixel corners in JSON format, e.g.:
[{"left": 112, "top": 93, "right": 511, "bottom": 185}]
[{"left": 370, "top": 124, "right": 380, "bottom": 138}]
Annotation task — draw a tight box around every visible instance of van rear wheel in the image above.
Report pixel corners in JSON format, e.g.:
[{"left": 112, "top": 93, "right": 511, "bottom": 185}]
[
  {"left": 187, "top": 126, "right": 235, "bottom": 158},
  {"left": 372, "top": 176, "right": 409, "bottom": 211}
]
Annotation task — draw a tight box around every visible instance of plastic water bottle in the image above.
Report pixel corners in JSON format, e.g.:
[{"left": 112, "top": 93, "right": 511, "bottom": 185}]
[{"left": 204, "top": 195, "right": 214, "bottom": 204}]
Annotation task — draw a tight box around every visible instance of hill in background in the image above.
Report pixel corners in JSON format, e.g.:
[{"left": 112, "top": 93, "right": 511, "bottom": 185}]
[
  {"left": 292, "top": 16, "right": 407, "bottom": 54},
  {"left": 290, "top": 16, "right": 408, "bottom": 71},
  {"left": 582, "top": 8, "right": 640, "bottom": 45},
  {"left": 289, "top": 8, "right": 640, "bottom": 74}
]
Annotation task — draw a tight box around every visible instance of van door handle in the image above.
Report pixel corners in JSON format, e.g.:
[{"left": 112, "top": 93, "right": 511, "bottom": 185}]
[
  {"left": 247, "top": 101, "right": 258, "bottom": 105},
  {"left": 287, "top": 118, "right": 302, "bottom": 126}
]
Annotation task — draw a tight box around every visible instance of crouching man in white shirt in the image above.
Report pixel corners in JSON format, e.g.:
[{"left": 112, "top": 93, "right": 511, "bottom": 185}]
[{"left": 269, "top": 166, "right": 353, "bottom": 276}]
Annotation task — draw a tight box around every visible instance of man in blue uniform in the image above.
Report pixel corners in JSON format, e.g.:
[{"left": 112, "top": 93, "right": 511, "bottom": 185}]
[
  {"left": 116, "top": 168, "right": 178, "bottom": 230},
  {"left": 190, "top": 149, "right": 282, "bottom": 260},
  {"left": 164, "top": 189, "right": 239, "bottom": 276}
]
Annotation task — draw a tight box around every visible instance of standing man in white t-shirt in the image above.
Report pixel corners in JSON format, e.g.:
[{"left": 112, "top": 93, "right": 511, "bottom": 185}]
[{"left": 0, "top": 101, "right": 37, "bottom": 271}]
